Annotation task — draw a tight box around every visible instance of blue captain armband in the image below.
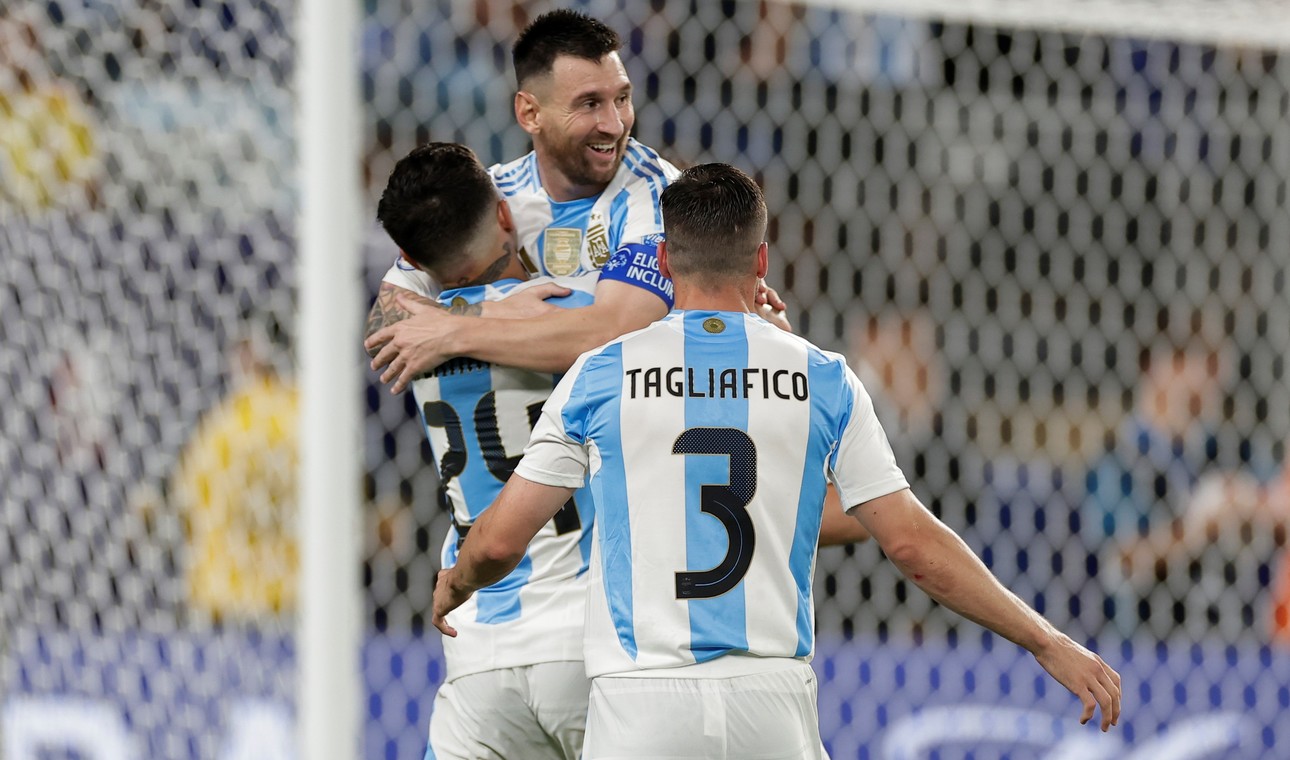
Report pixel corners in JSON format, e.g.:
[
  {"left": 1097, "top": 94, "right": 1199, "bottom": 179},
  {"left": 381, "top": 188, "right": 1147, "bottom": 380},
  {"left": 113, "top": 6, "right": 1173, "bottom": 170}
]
[{"left": 598, "top": 241, "right": 675, "bottom": 308}]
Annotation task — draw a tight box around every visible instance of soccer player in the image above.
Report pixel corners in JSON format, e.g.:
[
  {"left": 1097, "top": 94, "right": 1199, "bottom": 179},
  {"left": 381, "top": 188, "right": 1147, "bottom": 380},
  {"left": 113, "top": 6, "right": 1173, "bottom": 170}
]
[
  {"left": 364, "top": 9, "right": 787, "bottom": 386},
  {"left": 432, "top": 164, "right": 1122, "bottom": 759},
  {"left": 378, "top": 142, "right": 599, "bottom": 759}
]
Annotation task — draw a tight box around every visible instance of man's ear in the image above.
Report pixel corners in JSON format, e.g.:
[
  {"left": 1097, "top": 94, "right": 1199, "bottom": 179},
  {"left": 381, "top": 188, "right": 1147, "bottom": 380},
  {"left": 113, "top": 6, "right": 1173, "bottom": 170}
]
[
  {"left": 514, "top": 90, "right": 541, "bottom": 135},
  {"left": 755, "top": 242, "right": 769, "bottom": 279},
  {"left": 657, "top": 240, "right": 672, "bottom": 280},
  {"left": 497, "top": 199, "right": 516, "bottom": 233}
]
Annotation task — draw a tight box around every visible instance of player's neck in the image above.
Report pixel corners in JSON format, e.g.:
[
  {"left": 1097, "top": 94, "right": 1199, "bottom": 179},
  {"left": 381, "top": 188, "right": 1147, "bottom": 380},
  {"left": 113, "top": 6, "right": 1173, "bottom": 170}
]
[
  {"left": 535, "top": 156, "right": 608, "bottom": 203},
  {"left": 672, "top": 281, "right": 757, "bottom": 313},
  {"left": 435, "top": 243, "right": 528, "bottom": 290}
]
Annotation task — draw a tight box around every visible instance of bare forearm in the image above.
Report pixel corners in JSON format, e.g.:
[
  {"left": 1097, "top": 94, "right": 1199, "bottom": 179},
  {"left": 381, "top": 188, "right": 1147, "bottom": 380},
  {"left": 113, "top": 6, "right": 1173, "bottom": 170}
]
[
  {"left": 450, "top": 476, "right": 576, "bottom": 594},
  {"left": 449, "top": 505, "right": 527, "bottom": 596},
  {"left": 855, "top": 492, "right": 1120, "bottom": 730},
  {"left": 433, "top": 533, "right": 521, "bottom": 640},
  {"left": 452, "top": 297, "right": 660, "bottom": 373},
  {"left": 887, "top": 520, "right": 1054, "bottom": 652},
  {"left": 369, "top": 281, "right": 668, "bottom": 392},
  {"left": 450, "top": 543, "right": 522, "bottom": 597},
  {"left": 433, "top": 476, "right": 575, "bottom": 636}
]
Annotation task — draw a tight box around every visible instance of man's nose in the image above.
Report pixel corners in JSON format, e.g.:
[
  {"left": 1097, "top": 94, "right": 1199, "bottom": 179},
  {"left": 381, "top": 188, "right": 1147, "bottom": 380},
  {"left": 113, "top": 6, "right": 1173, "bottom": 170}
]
[{"left": 596, "top": 102, "right": 624, "bottom": 135}]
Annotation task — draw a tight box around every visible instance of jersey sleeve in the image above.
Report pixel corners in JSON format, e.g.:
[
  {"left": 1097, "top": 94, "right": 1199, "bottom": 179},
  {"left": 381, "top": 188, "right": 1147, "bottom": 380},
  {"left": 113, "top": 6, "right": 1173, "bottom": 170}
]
[
  {"left": 597, "top": 241, "right": 675, "bottom": 308},
  {"left": 514, "top": 352, "right": 594, "bottom": 489},
  {"left": 379, "top": 255, "right": 439, "bottom": 298},
  {"left": 615, "top": 144, "right": 679, "bottom": 246},
  {"left": 595, "top": 151, "right": 679, "bottom": 307},
  {"left": 829, "top": 364, "right": 910, "bottom": 510}
]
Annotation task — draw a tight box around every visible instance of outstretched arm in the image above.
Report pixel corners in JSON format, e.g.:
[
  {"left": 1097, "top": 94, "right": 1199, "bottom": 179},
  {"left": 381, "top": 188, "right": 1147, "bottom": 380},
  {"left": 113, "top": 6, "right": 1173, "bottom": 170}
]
[
  {"left": 852, "top": 488, "right": 1122, "bottom": 732},
  {"left": 368, "top": 279, "right": 669, "bottom": 388},
  {"left": 432, "top": 475, "right": 575, "bottom": 637}
]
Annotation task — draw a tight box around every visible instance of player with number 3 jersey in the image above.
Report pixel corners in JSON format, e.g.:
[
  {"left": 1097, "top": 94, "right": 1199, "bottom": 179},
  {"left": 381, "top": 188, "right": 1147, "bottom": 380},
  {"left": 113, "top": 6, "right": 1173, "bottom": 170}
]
[{"left": 518, "top": 308, "right": 904, "bottom": 683}]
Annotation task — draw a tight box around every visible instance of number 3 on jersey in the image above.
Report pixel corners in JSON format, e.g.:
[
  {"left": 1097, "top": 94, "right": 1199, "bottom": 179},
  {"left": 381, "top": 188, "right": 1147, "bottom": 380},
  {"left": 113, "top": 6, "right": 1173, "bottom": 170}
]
[
  {"left": 672, "top": 427, "right": 757, "bottom": 599},
  {"left": 423, "top": 391, "right": 581, "bottom": 534}
]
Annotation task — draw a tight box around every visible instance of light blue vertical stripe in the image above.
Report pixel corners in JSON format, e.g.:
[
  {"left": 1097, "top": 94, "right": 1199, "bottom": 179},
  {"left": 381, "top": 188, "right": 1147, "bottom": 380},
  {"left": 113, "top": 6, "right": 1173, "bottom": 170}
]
[
  {"left": 475, "top": 554, "right": 534, "bottom": 624},
  {"left": 608, "top": 188, "right": 630, "bottom": 250},
  {"left": 567, "top": 344, "right": 638, "bottom": 659},
  {"left": 436, "top": 361, "right": 535, "bottom": 625},
  {"left": 789, "top": 352, "right": 847, "bottom": 655},
  {"left": 548, "top": 195, "right": 597, "bottom": 227},
  {"left": 682, "top": 311, "right": 749, "bottom": 662}
]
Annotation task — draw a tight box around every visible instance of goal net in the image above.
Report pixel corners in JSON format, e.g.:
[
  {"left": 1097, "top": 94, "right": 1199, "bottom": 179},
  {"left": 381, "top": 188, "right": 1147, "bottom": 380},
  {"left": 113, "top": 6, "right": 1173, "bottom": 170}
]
[{"left": 3, "top": 0, "right": 1288, "bottom": 757}]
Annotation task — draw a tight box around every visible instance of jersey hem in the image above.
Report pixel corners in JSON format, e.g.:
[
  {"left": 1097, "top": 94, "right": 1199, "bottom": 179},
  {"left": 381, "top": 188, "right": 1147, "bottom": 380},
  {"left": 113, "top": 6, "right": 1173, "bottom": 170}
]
[{"left": 592, "top": 654, "right": 807, "bottom": 680}]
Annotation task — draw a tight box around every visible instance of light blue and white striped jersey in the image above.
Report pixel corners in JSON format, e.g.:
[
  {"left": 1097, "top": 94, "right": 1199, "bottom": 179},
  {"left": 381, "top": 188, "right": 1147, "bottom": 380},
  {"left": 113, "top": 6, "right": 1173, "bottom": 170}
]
[
  {"left": 515, "top": 310, "right": 909, "bottom": 679},
  {"left": 413, "top": 273, "right": 598, "bottom": 681},
  {"left": 382, "top": 138, "right": 680, "bottom": 307}
]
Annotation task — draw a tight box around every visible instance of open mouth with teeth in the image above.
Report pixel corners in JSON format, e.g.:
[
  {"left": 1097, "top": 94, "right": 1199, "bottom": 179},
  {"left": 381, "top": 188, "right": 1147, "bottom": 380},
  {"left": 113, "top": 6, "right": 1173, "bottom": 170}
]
[{"left": 588, "top": 142, "right": 617, "bottom": 156}]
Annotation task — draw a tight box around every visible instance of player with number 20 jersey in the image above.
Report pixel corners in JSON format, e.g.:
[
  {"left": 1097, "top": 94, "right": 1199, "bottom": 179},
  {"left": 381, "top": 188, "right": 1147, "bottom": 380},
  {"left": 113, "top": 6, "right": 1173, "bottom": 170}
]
[{"left": 412, "top": 273, "right": 599, "bottom": 682}]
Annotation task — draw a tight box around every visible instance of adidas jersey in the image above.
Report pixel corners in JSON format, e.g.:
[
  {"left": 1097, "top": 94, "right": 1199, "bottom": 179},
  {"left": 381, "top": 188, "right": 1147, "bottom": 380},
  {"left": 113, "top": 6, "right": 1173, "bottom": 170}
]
[
  {"left": 412, "top": 273, "right": 598, "bottom": 681},
  {"left": 382, "top": 138, "right": 679, "bottom": 308},
  {"left": 515, "top": 310, "right": 909, "bottom": 679}
]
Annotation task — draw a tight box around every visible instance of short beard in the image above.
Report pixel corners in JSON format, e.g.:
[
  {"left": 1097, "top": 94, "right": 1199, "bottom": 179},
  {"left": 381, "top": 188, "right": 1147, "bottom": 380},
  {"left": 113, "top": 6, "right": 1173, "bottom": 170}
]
[{"left": 544, "top": 135, "right": 623, "bottom": 189}]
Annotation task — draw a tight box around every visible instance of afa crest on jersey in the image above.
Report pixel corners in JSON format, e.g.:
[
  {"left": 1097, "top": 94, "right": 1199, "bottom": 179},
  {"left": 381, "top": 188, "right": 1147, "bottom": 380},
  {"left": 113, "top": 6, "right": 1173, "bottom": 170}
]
[
  {"left": 587, "top": 213, "right": 611, "bottom": 268},
  {"left": 543, "top": 228, "right": 582, "bottom": 276}
]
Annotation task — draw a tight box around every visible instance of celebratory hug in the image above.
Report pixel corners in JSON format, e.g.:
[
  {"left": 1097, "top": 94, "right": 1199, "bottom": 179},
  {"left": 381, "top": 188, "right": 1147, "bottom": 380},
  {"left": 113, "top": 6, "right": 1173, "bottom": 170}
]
[{"left": 364, "top": 10, "right": 1119, "bottom": 760}]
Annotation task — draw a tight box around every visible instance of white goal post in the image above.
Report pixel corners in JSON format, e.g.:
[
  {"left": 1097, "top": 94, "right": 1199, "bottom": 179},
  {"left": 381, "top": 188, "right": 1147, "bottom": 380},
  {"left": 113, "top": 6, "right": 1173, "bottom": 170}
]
[{"left": 296, "top": 0, "right": 362, "bottom": 759}]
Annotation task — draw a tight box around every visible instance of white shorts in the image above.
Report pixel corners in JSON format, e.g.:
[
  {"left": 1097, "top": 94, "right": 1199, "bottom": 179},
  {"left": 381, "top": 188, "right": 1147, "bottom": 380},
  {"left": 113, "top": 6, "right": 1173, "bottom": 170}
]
[
  {"left": 426, "top": 661, "right": 590, "bottom": 760},
  {"left": 584, "top": 661, "right": 827, "bottom": 760}
]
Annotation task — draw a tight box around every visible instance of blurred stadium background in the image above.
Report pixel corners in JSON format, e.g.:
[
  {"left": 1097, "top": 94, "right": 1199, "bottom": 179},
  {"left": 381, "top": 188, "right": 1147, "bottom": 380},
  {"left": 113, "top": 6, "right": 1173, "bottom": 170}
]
[{"left": 3, "top": 0, "right": 1289, "bottom": 757}]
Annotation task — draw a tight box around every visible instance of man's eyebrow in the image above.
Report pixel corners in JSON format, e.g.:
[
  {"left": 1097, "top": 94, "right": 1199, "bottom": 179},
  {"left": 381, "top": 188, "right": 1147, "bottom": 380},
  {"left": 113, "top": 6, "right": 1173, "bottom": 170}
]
[{"left": 569, "top": 81, "right": 633, "bottom": 102}]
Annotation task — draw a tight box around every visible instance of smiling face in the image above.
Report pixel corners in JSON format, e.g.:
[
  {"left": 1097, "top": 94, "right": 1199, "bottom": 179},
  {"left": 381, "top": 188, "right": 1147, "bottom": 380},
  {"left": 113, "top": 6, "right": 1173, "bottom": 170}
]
[{"left": 519, "top": 52, "right": 634, "bottom": 201}]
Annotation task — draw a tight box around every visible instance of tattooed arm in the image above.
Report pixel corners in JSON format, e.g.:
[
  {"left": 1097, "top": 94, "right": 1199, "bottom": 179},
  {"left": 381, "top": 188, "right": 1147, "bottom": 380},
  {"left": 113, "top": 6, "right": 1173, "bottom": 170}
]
[
  {"left": 365, "top": 280, "right": 568, "bottom": 357},
  {"left": 364, "top": 284, "right": 454, "bottom": 357}
]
